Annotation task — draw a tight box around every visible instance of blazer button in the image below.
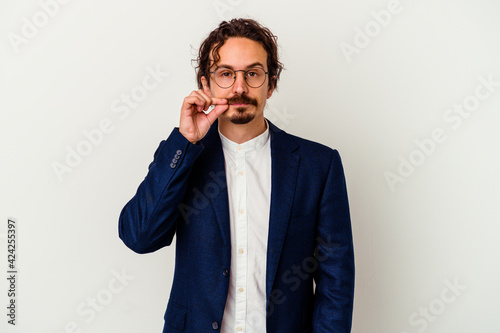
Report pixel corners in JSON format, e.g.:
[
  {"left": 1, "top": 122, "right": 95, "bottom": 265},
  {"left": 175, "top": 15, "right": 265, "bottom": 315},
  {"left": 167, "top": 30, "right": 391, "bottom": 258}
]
[
  {"left": 176, "top": 150, "right": 182, "bottom": 156},
  {"left": 212, "top": 321, "right": 219, "bottom": 330},
  {"left": 222, "top": 269, "right": 229, "bottom": 277},
  {"left": 170, "top": 163, "right": 176, "bottom": 169}
]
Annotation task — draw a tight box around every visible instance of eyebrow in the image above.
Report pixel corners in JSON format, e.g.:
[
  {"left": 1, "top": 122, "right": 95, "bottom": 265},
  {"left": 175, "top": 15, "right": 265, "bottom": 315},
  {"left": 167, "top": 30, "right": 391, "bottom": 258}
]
[{"left": 216, "top": 62, "right": 266, "bottom": 70}]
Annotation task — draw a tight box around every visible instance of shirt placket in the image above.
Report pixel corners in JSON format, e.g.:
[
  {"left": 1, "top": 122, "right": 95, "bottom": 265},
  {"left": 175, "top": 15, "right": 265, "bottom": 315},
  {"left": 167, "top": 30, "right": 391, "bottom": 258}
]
[{"left": 234, "top": 145, "right": 247, "bottom": 332}]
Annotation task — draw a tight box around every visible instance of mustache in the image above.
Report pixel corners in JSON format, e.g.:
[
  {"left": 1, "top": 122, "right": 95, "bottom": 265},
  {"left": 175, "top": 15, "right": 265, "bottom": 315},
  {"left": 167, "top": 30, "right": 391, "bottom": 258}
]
[{"left": 227, "top": 95, "right": 258, "bottom": 106}]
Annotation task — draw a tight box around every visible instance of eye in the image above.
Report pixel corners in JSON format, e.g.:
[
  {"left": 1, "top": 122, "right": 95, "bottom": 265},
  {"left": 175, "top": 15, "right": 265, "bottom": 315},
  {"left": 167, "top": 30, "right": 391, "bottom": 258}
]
[
  {"left": 217, "top": 69, "right": 233, "bottom": 77},
  {"left": 247, "top": 70, "right": 259, "bottom": 77}
]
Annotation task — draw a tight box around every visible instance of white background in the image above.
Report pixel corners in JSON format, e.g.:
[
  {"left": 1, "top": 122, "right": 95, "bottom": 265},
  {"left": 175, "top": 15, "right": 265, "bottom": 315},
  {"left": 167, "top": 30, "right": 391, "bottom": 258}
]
[{"left": 1, "top": 0, "right": 499, "bottom": 332}]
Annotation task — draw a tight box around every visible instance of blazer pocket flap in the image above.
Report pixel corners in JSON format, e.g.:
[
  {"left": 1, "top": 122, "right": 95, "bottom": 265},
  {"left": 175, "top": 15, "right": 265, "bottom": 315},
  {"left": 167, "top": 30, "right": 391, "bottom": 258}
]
[{"left": 165, "top": 300, "right": 187, "bottom": 331}]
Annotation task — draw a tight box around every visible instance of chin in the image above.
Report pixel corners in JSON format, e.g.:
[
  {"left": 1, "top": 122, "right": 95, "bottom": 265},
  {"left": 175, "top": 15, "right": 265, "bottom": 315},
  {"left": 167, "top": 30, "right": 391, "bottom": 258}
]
[
  {"left": 229, "top": 109, "right": 255, "bottom": 124},
  {"left": 223, "top": 105, "right": 256, "bottom": 125},
  {"left": 230, "top": 115, "right": 254, "bottom": 125}
]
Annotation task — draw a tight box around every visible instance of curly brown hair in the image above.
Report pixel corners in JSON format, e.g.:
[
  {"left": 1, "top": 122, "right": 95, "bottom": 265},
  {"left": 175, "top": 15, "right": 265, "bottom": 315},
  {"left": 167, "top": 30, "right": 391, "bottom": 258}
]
[{"left": 194, "top": 18, "right": 284, "bottom": 91}]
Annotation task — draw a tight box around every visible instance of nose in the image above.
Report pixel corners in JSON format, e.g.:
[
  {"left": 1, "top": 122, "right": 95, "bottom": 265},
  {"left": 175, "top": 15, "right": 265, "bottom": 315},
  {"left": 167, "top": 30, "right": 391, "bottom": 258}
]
[{"left": 232, "top": 70, "right": 249, "bottom": 95}]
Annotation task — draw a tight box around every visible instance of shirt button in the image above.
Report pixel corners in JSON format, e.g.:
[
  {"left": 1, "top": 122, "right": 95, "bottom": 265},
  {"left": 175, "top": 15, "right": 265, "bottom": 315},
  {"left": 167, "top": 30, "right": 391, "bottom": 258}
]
[
  {"left": 211, "top": 321, "right": 219, "bottom": 330},
  {"left": 222, "top": 269, "right": 229, "bottom": 277},
  {"left": 237, "top": 327, "right": 243, "bottom": 331},
  {"left": 238, "top": 209, "right": 244, "bottom": 215},
  {"left": 238, "top": 287, "right": 244, "bottom": 293},
  {"left": 239, "top": 248, "right": 244, "bottom": 254},
  {"left": 238, "top": 171, "right": 244, "bottom": 176},
  {"left": 237, "top": 145, "right": 242, "bottom": 151}
]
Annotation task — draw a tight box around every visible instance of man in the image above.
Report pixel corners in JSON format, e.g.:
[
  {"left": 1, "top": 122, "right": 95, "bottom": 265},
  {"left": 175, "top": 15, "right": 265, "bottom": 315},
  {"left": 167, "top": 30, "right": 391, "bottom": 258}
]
[{"left": 119, "top": 18, "right": 354, "bottom": 332}]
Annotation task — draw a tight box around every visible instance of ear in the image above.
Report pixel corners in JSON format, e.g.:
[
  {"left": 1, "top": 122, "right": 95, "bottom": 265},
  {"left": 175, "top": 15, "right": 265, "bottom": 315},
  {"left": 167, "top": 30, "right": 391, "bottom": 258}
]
[{"left": 201, "top": 76, "right": 212, "bottom": 97}]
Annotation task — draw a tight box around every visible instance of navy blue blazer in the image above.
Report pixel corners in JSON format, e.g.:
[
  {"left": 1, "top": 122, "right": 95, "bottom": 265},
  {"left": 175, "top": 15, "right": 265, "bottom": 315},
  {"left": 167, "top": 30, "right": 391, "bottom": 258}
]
[{"left": 119, "top": 119, "right": 355, "bottom": 332}]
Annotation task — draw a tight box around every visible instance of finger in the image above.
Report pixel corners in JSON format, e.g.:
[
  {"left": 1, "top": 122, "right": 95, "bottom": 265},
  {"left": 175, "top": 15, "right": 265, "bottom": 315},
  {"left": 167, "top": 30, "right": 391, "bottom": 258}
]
[
  {"left": 210, "top": 98, "right": 228, "bottom": 105},
  {"left": 213, "top": 104, "right": 228, "bottom": 114},
  {"left": 184, "top": 96, "right": 205, "bottom": 109},
  {"left": 202, "top": 98, "right": 228, "bottom": 114},
  {"left": 206, "top": 104, "right": 228, "bottom": 123},
  {"left": 182, "top": 96, "right": 206, "bottom": 114},
  {"left": 185, "top": 92, "right": 206, "bottom": 104},
  {"left": 195, "top": 89, "right": 213, "bottom": 111}
]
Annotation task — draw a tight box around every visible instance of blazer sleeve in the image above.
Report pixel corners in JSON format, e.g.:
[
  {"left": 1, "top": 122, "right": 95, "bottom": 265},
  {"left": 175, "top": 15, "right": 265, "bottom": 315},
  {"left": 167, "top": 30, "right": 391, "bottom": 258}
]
[
  {"left": 118, "top": 128, "right": 204, "bottom": 254},
  {"left": 312, "top": 149, "right": 355, "bottom": 332}
]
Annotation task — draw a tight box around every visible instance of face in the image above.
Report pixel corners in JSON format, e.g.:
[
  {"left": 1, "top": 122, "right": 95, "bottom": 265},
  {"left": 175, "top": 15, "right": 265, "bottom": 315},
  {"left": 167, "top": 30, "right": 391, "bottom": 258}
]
[{"left": 202, "top": 37, "right": 275, "bottom": 125}]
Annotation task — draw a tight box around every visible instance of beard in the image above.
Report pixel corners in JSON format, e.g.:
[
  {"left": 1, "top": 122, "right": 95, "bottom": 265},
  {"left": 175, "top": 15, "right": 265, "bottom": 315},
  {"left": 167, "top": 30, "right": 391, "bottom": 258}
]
[
  {"left": 226, "top": 94, "right": 259, "bottom": 125},
  {"left": 229, "top": 107, "right": 255, "bottom": 124}
]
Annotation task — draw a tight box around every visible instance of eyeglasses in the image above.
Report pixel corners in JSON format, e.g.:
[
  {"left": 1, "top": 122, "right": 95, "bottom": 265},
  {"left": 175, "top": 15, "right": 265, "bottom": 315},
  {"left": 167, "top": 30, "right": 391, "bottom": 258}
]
[{"left": 210, "top": 67, "right": 269, "bottom": 88}]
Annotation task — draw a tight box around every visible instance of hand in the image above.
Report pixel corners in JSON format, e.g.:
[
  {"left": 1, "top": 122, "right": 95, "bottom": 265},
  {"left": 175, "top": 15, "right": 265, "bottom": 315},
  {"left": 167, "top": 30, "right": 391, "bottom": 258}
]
[{"left": 179, "top": 76, "right": 228, "bottom": 144}]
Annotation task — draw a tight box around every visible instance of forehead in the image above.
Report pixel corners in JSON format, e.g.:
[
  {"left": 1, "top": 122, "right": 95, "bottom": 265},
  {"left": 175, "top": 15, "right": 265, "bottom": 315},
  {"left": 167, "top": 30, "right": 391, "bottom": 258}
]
[{"left": 210, "top": 37, "right": 268, "bottom": 69}]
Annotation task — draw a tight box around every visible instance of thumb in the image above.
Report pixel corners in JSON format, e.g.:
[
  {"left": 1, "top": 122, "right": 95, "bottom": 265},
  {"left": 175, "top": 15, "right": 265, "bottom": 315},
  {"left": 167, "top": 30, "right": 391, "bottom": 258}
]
[{"left": 206, "top": 104, "right": 228, "bottom": 124}]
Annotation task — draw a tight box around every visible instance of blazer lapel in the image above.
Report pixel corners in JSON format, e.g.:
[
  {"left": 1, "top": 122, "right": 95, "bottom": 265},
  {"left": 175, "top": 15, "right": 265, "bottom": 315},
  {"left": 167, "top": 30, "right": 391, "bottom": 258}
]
[
  {"left": 199, "top": 120, "right": 231, "bottom": 249},
  {"left": 266, "top": 120, "right": 300, "bottom": 299}
]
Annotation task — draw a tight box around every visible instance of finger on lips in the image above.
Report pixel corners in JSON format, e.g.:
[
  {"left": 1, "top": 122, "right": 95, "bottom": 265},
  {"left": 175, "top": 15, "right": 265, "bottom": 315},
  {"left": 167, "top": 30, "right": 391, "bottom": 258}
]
[{"left": 186, "top": 90, "right": 228, "bottom": 114}]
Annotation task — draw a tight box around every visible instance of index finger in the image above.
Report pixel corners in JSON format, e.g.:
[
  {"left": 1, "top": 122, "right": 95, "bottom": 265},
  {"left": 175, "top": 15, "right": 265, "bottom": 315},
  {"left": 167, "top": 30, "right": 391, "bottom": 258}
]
[{"left": 210, "top": 98, "right": 228, "bottom": 105}]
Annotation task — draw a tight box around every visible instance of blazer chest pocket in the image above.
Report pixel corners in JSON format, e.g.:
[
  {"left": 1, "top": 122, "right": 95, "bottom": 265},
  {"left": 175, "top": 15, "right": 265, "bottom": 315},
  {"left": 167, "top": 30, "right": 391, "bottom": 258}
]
[{"left": 165, "top": 300, "right": 186, "bottom": 331}]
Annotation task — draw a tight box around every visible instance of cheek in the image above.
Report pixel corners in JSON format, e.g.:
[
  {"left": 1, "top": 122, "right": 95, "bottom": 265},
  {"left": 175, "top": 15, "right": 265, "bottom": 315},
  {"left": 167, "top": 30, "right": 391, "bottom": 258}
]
[
  {"left": 259, "top": 90, "right": 270, "bottom": 102},
  {"left": 211, "top": 87, "right": 226, "bottom": 98}
]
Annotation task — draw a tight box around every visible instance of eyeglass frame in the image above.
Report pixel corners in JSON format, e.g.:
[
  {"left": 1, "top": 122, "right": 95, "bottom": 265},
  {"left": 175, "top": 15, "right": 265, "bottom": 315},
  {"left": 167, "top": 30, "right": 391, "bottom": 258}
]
[{"left": 209, "top": 67, "right": 270, "bottom": 89}]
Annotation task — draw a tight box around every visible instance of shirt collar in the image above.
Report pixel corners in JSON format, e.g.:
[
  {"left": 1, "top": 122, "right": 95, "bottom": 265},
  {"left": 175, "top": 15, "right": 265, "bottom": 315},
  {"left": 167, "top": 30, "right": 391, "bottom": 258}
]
[{"left": 218, "top": 119, "right": 270, "bottom": 154}]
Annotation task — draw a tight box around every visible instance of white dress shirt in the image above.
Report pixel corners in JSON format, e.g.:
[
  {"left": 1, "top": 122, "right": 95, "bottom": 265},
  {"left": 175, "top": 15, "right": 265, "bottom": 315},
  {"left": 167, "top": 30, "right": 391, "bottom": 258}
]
[{"left": 219, "top": 121, "right": 272, "bottom": 333}]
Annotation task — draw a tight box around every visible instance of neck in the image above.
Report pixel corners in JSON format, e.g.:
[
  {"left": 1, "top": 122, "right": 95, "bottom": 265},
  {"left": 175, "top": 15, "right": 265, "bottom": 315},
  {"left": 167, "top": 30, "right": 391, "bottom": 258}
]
[{"left": 218, "top": 114, "right": 267, "bottom": 144}]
